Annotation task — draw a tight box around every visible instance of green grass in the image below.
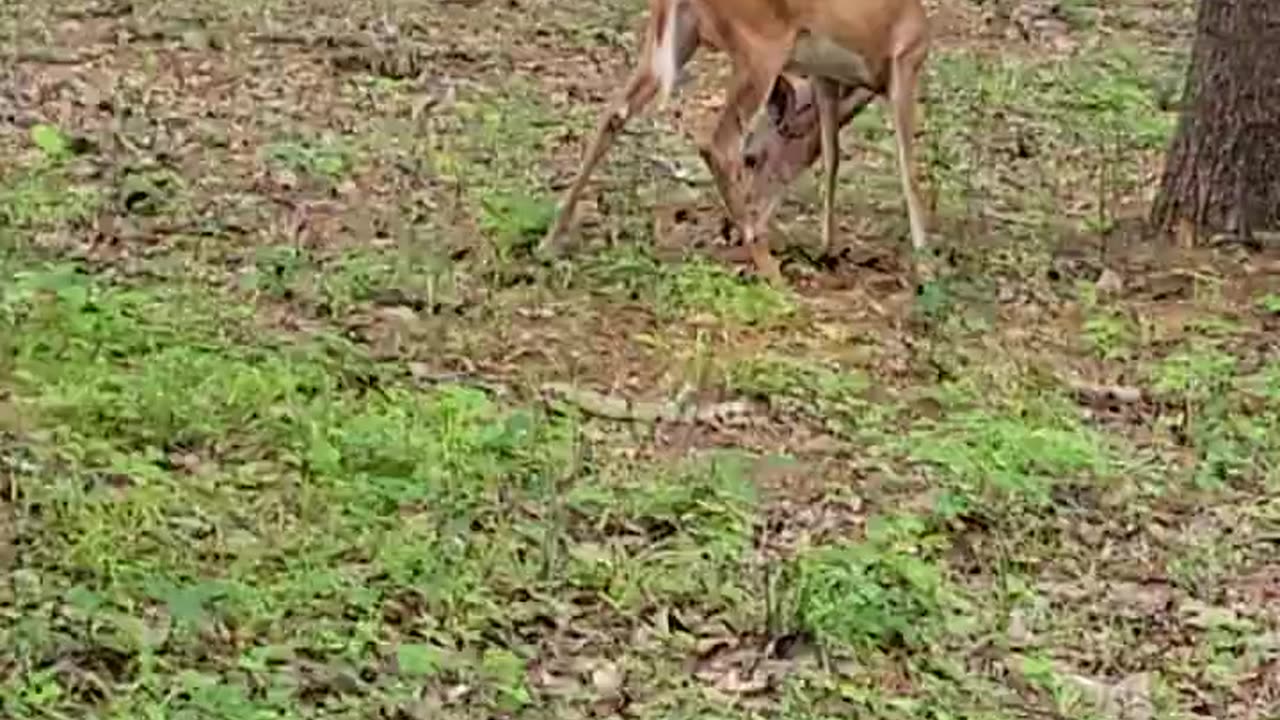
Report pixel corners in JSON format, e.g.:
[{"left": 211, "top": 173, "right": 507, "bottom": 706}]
[
  {"left": 581, "top": 245, "right": 798, "bottom": 326},
  {"left": 0, "top": 259, "right": 803, "bottom": 717},
  {"left": 1, "top": 0, "right": 1277, "bottom": 718},
  {"left": 0, "top": 163, "right": 101, "bottom": 232},
  {"left": 264, "top": 136, "right": 353, "bottom": 182},
  {"left": 793, "top": 513, "right": 964, "bottom": 652}
]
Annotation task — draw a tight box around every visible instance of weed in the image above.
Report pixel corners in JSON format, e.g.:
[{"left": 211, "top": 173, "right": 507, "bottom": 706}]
[
  {"left": 29, "top": 124, "right": 74, "bottom": 160},
  {"left": 792, "top": 513, "right": 963, "bottom": 652},
  {"left": 908, "top": 404, "right": 1112, "bottom": 516},
  {"left": 657, "top": 257, "right": 796, "bottom": 325},
  {"left": 1254, "top": 292, "right": 1280, "bottom": 315},
  {"left": 429, "top": 80, "right": 570, "bottom": 248},
  {"left": 0, "top": 167, "right": 100, "bottom": 232},
  {"left": 478, "top": 191, "right": 558, "bottom": 256},
  {"left": 584, "top": 246, "right": 796, "bottom": 325},
  {"left": 1077, "top": 281, "right": 1138, "bottom": 359},
  {"left": 1164, "top": 349, "right": 1274, "bottom": 488},
  {"left": 1083, "top": 311, "right": 1137, "bottom": 360},
  {"left": 0, "top": 263, "right": 581, "bottom": 715},
  {"left": 0, "top": 0, "right": 1263, "bottom": 716},
  {"left": 1150, "top": 347, "right": 1237, "bottom": 400},
  {"left": 726, "top": 353, "right": 877, "bottom": 432},
  {"left": 318, "top": 245, "right": 461, "bottom": 316},
  {"left": 264, "top": 135, "right": 352, "bottom": 181},
  {"left": 238, "top": 244, "right": 311, "bottom": 298},
  {"left": 920, "top": 44, "right": 1178, "bottom": 228},
  {"left": 564, "top": 450, "right": 758, "bottom": 612}
]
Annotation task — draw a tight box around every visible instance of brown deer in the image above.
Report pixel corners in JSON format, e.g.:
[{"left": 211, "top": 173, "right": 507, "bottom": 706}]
[{"left": 539, "top": 0, "right": 931, "bottom": 283}]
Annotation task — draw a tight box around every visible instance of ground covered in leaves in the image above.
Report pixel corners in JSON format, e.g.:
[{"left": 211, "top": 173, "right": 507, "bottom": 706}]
[{"left": 2, "top": 0, "right": 1279, "bottom": 717}]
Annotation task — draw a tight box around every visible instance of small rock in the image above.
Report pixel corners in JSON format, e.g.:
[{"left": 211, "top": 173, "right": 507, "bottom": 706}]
[
  {"left": 1007, "top": 609, "right": 1032, "bottom": 646},
  {"left": 590, "top": 660, "right": 623, "bottom": 698},
  {"left": 167, "top": 452, "right": 201, "bottom": 473},
  {"left": 181, "top": 29, "right": 211, "bottom": 51},
  {"left": 273, "top": 168, "right": 299, "bottom": 190},
  {"left": 1096, "top": 268, "right": 1124, "bottom": 294},
  {"left": 376, "top": 305, "right": 418, "bottom": 324}
]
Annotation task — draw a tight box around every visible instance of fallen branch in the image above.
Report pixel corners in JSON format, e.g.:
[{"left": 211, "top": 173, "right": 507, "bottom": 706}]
[
  {"left": 1067, "top": 381, "right": 1146, "bottom": 406},
  {"left": 404, "top": 363, "right": 762, "bottom": 426},
  {"left": 539, "top": 382, "right": 758, "bottom": 426},
  {"left": 247, "top": 31, "right": 373, "bottom": 49},
  {"left": 1209, "top": 230, "right": 1280, "bottom": 248},
  {"left": 5, "top": 48, "right": 111, "bottom": 65},
  {"left": 405, "top": 363, "right": 514, "bottom": 399}
]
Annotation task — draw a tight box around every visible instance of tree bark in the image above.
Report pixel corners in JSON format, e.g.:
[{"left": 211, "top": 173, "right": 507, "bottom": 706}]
[{"left": 1150, "top": 0, "right": 1280, "bottom": 240}]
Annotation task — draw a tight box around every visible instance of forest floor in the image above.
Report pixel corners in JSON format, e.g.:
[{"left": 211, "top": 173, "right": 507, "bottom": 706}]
[{"left": 3, "top": 0, "right": 1279, "bottom": 717}]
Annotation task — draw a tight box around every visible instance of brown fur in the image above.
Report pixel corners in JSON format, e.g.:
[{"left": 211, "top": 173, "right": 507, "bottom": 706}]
[{"left": 540, "top": 0, "right": 931, "bottom": 283}]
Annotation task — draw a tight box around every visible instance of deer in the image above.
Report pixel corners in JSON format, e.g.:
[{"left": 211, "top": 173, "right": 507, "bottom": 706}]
[{"left": 538, "top": 0, "right": 931, "bottom": 284}]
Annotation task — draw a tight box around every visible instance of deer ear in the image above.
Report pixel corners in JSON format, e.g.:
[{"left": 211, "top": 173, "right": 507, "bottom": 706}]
[{"left": 766, "top": 75, "right": 797, "bottom": 127}]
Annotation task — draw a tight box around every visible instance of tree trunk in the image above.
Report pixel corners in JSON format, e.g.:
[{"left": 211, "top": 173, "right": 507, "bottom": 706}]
[{"left": 1150, "top": 0, "right": 1280, "bottom": 241}]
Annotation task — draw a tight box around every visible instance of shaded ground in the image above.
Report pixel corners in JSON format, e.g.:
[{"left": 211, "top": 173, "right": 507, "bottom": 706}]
[{"left": 2, "top": 0, "right": 1279, "bottom": 717}]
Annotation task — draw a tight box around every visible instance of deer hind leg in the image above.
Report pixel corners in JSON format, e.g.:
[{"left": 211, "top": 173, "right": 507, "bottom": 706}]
[
  {"left": 887, "top": 43, "right": 929, "bottom": 251},
  {"left": 541, "top": 0, "right": 699, "bottom": 254},
  {"left": 539, "top": 71, "right": 660, "bottom": 254},
  {"left": 699, "top": 41, "right": 792, "bottom": 282}
]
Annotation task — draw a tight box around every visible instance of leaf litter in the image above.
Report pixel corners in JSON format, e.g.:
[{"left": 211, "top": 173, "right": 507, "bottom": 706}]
[{"left": 3, "top": 0, "right": 1280, "bottom": 717}]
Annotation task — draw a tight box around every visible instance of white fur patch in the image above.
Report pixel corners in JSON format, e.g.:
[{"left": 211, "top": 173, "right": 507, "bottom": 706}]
[{"left": 651, "top": 0, "right": 680, "bottom": 106}]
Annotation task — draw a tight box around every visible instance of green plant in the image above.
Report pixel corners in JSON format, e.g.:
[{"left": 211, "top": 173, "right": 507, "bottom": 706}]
[
  {"left": 478, "top": 191, "right": 557, "bottom": 254},
  {"left": 908, "top": 407, "right": 1111, "bottom": 515},
  {"left": 793, "top": 514, "right": 961, "bottom": 652},
  {"left": 1077, "top": 281, "right": 1138, "bottom": 359},
  {"left": 727, "top": 353, "right": 876, "bottom": 431},
  {"left": 264, "top": 137, "right": 352, "bottom": 179},
  {"left": 0, "top": 0, "right": 1262, "bottom": 715},
  {"left": 0, "top": 168, "right": 100, "bottom": 230},
  {"left": 30, "top": 123, "right": 73, "bottom": 160},
  {"left": 1151, "top": 348, "right": 1236, "bottom": 400},
  {"left": 563, "top": 450, "right": 758, "bottom": 611},
  {"left": 581, "top": 246, "right": 796, "bottom": 325},
  {"left": 656, "top": 257, "right": 796, "bottom": 325},
  {"left": 1254, "top": 293, "right": 1280, "bottom": 315},
  {"left": 1082, "top": 311, "right": 1136, "bottom": 359}
]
